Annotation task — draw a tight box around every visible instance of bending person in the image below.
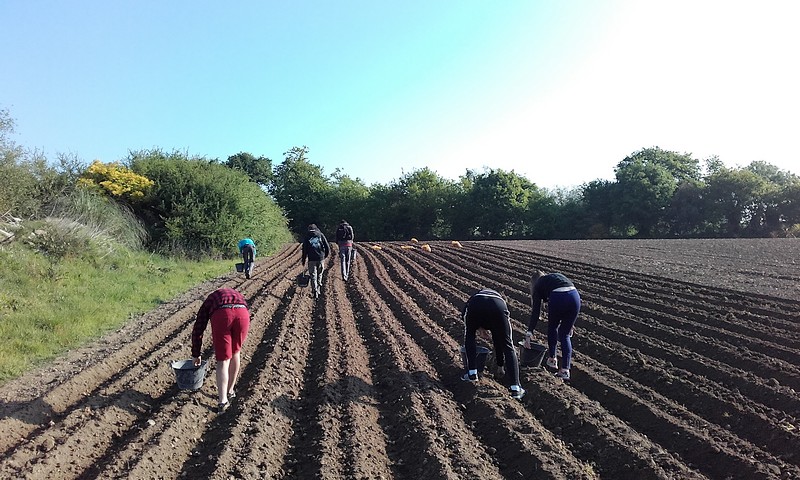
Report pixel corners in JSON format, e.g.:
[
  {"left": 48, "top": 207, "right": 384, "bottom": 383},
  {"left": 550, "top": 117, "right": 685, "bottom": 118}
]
[
  {"left": 237, "top": 238, "right": 256, "bottom": 279},
  {"left": 191, "top": 287, "right": 251, "bottom": 413},
  {"left": 462, "top": 288, "right": 525, "bottom": 400},
  {"left": 525, "top": 271, "right": 581, "bottom": 380}
]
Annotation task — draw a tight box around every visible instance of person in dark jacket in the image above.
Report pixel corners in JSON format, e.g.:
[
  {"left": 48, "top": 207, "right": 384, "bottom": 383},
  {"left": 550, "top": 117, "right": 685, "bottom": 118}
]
[
  {"left": 191, "top": 287, "right": 251, "bottom": 413},
  {"left": 525, "top": 271, "right": 581, "bottom": 380},
  {"left": 462, "top": 288, "right": 525, "bottom": 400},
  {"left": 335, "top": 220, "right": 355, "bottom": 281},
  {"left": 301, "top": 223, "right": 331, "bottom": 299}
]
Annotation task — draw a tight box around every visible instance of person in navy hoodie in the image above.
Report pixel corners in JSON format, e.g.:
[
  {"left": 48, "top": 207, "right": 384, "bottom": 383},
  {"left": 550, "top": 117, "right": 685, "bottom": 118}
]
[{"left": 525, "top": 271, "right": 581, "bottom": 380}]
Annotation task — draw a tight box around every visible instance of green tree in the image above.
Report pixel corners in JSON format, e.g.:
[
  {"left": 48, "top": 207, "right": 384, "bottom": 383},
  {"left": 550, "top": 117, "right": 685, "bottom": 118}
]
[
  {"left": 0, "top": 109, "right": 83, "bottom": 218},
  {"left": 614, "top": 147, "right": 699, "bottom": 237},
  {"left": 359, "top": 183, "right": 401, "bottom": 240},
  {"left": 467, "top": 168, "right": 535, "bottom": 238},
  {"left": 448, "top": 174, "right": 476, "bottom": 239},
  {"left": 581, "top": 180, "right": 619, "bottom": 238},
  {"left": 327, "top": 169, "right": 371, "bottom": 239},
  {"left": 704, "top": 163, "right": 768, "bottom": 236},
  {"left": 781, "top": 181, "right": 800, "bottom": 235},
  {"left": 743, "top": 161, "right": 800, "bottom": 235},
  {"left": 270, "top": 146, "right": 332, "bottom": 235},
  {"left": 529, "top": 187, "right": 590, "bottom": 239},
  {"left": 385, "top": 168, "right": 458, "bottom": 240},
  {"left": 664, "top": 181, "right": 708, "bottom": 237},
  {"left": 225, "top": 152, "right": 273, "bottom": 187},
  {"left": 128, "top": 149, "right": 291, "bottom": 256}
]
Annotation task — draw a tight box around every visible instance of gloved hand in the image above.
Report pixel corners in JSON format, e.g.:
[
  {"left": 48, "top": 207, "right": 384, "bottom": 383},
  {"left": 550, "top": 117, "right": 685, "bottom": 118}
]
[
  {"left": 523, "top": 331, "right": 533, "bottom": 349},
  {"left": 192, "top": 356, "right": 202, "bottom": 367},
  {"left": 495, "top": 365, "right": 506, "bottom": 380}
]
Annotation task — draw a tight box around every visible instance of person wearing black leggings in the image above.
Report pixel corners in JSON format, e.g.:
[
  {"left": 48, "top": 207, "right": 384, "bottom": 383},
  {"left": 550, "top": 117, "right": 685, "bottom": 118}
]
[
  {"left": 525, "top": 271, "right": 581, "bottom": 380},
  {"left": 462, "top": 288, "right": 525, "bottom": 400}
]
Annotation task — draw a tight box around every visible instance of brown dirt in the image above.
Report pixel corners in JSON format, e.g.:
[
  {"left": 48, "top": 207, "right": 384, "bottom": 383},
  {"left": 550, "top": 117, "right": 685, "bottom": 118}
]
[{"left": 1, "top": 239, "right": 798, "bottom": 479}]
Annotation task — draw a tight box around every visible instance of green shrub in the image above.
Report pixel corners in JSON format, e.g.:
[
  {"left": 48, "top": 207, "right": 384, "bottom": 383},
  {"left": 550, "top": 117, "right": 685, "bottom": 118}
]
[{"left": 128, "top": 149, "right": 292, "bottom": 257}]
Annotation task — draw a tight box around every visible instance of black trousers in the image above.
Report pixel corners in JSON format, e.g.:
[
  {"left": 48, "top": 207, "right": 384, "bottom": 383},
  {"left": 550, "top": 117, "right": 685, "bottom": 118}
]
[
  {"left": 241, "top": 245, "right": 255, "bottom": 276},
  {"left": 463, "top": 294, "right": 520, "bottom": 386}
]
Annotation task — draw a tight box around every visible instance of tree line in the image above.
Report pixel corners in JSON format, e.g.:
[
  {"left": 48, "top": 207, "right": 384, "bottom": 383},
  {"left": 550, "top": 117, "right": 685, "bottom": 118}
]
[
  {"left": 3, "top": 108, "right": 798, "bottom": 260},
  {"left": 259, "top": 146, "right": 800, "bottom": 241}
]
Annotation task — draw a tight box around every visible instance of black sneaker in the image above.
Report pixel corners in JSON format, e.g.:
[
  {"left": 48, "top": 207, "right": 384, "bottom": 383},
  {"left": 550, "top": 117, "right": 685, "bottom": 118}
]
[
  {"left": 461, "top": 372, "right": 478, "bottom": 382},
  {"left": 510, "top": 387, "right": 526, "bottom": 400},
  {"left": 216, "top": 402, "right": 229, "bottom": 413}
]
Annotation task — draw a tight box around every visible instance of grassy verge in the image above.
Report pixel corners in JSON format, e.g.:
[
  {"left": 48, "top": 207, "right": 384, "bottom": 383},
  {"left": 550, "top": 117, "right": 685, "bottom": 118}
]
[{"left": 0, "top": 242, "right": 233, "bottom": 384}]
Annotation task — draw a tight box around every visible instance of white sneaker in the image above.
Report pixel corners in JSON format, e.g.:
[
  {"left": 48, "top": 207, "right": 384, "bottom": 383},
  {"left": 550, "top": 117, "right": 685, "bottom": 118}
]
[
  {"left": 546, "top": 357, "right": 558, "bottom": 369},
  {"left": 510, "top": 387, "right": 526, "bottom": 400},
  {"left": 555, "top": 369, "right": 570, "bottom": 380}
]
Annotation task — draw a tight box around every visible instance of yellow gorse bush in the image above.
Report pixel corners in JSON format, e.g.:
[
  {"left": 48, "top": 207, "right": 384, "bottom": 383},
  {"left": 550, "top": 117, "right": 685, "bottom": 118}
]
[{"left": 78, "top": 160, "right": 154, "bottom": 201}]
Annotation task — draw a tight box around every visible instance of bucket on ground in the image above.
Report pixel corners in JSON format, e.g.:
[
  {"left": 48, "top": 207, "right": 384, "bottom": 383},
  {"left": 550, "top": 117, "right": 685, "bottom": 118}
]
[
  {"left": 518, "top": 341, "right": 547, "bottom": 367},
  {"left": 296, "top": 273, "right": 310, "bottom": 287},
  {"left": 235, "top": 262, "right": 245, "bottom": 273},
  {"left": 171, "top": 359, "right": 208, "bottom": 390},
  {"left": 460, "top": 345, "right": 491, "bottom": 373}
]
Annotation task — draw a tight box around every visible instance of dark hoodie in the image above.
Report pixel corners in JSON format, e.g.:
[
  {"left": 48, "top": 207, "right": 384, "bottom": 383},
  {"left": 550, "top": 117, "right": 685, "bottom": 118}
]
[{"left": 301, "top": 224, "right": 331, "bottom": 263}]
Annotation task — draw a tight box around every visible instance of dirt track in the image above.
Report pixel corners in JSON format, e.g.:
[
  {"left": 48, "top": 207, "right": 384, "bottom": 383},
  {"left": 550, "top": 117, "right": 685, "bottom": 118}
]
[{"left": 1, "top": 239, "right": 799, "bottom": 479}]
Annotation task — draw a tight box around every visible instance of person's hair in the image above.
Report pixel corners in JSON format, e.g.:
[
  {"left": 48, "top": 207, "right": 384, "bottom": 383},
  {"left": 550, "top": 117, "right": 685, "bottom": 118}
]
[
  {"left": 340, "top": 219, "right": 347, "bottom": 224},
  {"left": 308, "top": 223, "right": 317, "bottom": 230},
  {"left": 529, "top": 270, "right": 545, "bottom": 297}
]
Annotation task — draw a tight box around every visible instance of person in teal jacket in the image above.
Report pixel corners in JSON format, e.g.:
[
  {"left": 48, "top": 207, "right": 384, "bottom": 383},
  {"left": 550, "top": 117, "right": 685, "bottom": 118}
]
[{"left": 237, "top": 238, "right": 256, "bottom": 279}]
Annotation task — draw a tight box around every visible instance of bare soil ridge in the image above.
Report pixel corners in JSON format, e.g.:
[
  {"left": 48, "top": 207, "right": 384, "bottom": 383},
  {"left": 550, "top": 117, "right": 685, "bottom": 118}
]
[{"left": 1, "top": 239, "right": 798, "bottom": 479}]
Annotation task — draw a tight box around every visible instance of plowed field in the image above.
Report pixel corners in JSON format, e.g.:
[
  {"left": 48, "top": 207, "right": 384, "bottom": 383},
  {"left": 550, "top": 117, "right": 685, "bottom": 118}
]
[{"left": 1, "top": 239, "right": 799, "bottom": 479}]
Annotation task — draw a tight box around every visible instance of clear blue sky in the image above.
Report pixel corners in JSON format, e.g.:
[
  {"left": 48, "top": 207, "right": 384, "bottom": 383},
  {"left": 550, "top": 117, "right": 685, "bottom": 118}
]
[{"left": 2, "top": 1, "right": 798, "bottom": 189}]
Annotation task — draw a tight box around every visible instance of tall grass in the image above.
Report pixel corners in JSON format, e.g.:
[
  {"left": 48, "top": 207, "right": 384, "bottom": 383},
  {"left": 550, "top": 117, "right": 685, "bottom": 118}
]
[
  {"left": 0, "top": 189, "right": 241, "bottom": 383},
  {"left": 0, "top": 241, "right": 232, "bottom": 383},
  {"left": 49, "top": 188, "right": 148, "bottom": 252}
]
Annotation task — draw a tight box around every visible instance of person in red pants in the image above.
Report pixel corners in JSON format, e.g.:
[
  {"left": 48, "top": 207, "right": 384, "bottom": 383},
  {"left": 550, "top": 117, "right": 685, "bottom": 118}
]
[{"left": 191, "top": 287, "right": 251, "bottom": 413}]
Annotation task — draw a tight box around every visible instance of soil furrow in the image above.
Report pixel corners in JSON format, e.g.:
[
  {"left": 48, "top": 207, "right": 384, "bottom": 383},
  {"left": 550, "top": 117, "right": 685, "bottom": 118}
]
[
  {"left": 350, "top": 249, "right": 505, "bottom": 479},
  {"left": 420, "top": 244, "right": 800, "bottom": 418},
  {"left": 587, "top": 295, "right": 800, "bottom": 387},
  {"left": 368, "top": 248, "right": 606, "bottom": 479},
  {"left": 576, "top": 327, "right": 800, "bottom": 464},
  {"left": 453, "top": 242, "right": 800, "bottom": 343},
  {"left": 85, "top": 251, "right": 302, "bottom": 479},
  {"left": 572, "top": 353, "right": 800, "bottom": 477},
  {"left": 480, "top": 241, "right": 800, "bottom": 320},
  {"left": 372, "top": 246, "right": 701, "bottom": 479},
  {"left": 1, "top": 239, "right": 798, "bottom": 479},
  {"left": 382, "top": 244, "right": 799, "bottom": 474}
]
